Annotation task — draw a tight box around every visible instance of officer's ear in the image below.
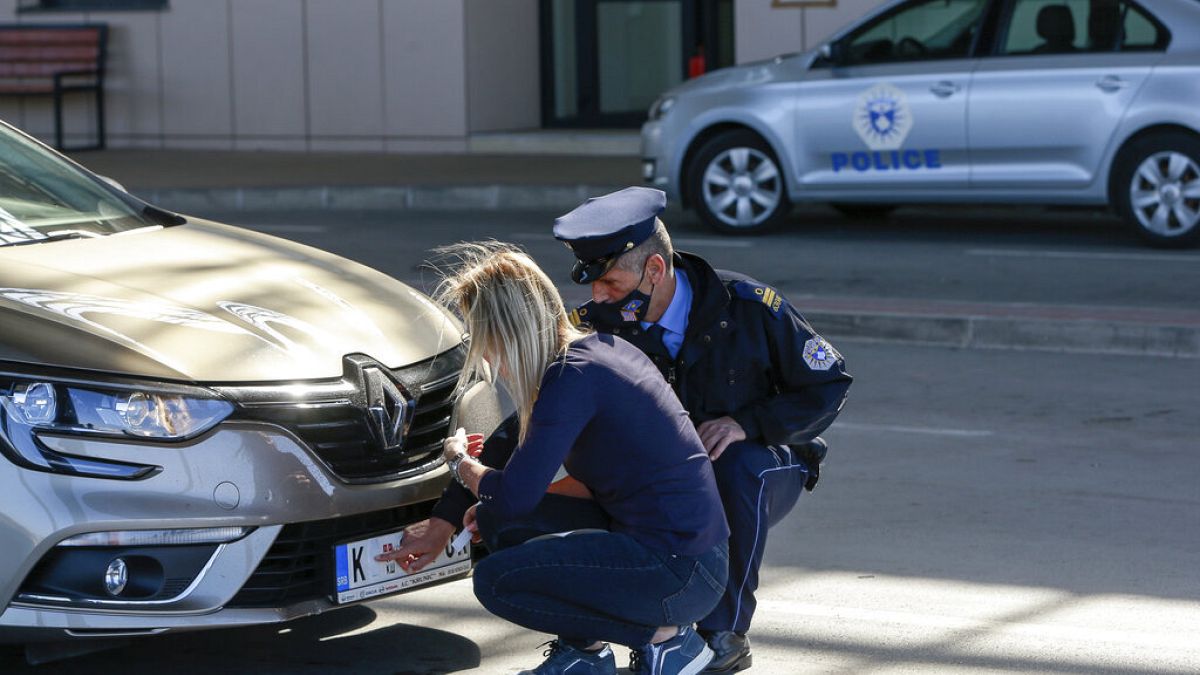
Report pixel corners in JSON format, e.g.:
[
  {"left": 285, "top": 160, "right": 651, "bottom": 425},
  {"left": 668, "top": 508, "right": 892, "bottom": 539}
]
[{"left": 645, "top": 254, "right": 667, "bottom": 286}]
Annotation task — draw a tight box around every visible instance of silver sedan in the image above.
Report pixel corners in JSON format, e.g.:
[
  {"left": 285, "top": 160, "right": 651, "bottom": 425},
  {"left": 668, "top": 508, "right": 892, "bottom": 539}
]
[{"left": 641, "top": 0, "right": 1200, "bottom": 246}]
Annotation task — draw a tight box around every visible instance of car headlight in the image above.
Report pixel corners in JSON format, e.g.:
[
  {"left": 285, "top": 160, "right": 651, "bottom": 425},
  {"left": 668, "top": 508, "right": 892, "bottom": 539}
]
[
  {"left": 649, "top": 96, "right": 675, "bottom": 121},
  {"left": 0, "top": 375, "right": 234, "bottom": 479}
]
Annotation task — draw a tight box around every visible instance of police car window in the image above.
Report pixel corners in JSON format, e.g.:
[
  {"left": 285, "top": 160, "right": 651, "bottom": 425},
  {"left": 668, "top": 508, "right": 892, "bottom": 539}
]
[
  {"left": 998, "top": 0, "right": 1166, "bottom": 55},
  {"left": 1120, "top": 3, "right": 1169, "bottom": 50},
  {"left": 842, "top": 0, "right": 988, "bottom": 65}
]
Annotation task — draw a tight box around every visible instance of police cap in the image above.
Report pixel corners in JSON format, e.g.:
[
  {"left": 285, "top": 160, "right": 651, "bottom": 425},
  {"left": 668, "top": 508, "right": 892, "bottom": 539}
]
[{"left": 552, "top": 186, "right": 666, "bottom": 284}]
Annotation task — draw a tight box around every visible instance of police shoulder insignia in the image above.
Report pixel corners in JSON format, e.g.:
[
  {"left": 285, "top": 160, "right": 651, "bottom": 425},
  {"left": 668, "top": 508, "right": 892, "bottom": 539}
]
[
  {"left": 733, "top": 280, "right": 786, "bottom": 318},
  {"left": 802, "top": 336, "right": 839, "bottom": 371},
  {"left": 569, "top": 302, "right": 592, "bottom": 328}
]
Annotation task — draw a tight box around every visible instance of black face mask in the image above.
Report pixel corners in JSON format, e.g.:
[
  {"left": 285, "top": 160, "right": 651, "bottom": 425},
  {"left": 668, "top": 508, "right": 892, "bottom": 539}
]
[{"left": 589, "top": 266, "right": 656, "bottom": 326}]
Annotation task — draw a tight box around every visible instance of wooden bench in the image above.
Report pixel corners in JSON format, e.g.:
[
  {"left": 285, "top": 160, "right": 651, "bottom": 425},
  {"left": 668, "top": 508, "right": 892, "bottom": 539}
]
[{"left": 0, "top": 24, "right": 108, "bottom": 151}]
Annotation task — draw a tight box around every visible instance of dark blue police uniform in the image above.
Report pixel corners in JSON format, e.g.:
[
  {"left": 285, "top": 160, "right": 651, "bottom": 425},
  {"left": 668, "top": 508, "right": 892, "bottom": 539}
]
[{"left": 553, "top": 187, "right": 853, "bottom": 653}]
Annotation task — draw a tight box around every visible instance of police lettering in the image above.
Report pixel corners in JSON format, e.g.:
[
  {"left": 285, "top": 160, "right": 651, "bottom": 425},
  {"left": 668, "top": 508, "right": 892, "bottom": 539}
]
[{"left": 831, "top": 149, "right": 942, "bottom": 173}]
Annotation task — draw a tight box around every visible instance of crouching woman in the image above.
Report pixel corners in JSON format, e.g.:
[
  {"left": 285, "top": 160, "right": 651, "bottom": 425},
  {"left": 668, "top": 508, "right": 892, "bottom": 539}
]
[{"left": 436, "top": 243, "right": 729, "bottom": 675}]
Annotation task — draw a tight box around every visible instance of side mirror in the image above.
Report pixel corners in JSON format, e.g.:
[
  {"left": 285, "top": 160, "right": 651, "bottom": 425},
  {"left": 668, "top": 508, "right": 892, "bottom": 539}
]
[{"left": 818, "top": 41, "right": 845, "bottom": 67}]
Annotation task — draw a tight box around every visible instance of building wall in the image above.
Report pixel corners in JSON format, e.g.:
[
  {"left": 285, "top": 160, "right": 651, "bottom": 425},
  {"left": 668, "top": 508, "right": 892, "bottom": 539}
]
[
  {"left": 464, "top": 0, "right": 540, "bottom": 134},
  {"left": 734, "top": 0, "right": 887, "bottom": 64},
  {"left": 0, "top": 0, "right": 476, "bottom": 152},
  {"left": 0, "top": 0, "right": 885, "bottom": 151}
]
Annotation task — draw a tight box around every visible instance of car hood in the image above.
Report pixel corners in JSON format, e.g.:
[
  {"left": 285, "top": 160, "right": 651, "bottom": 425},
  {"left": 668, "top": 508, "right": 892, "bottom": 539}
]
[
  {"left": 0, "top": 220, "right": 461, "bottom": 383},
  {"left": 668, "top": 51, "right": 813, "bottom": 96}
]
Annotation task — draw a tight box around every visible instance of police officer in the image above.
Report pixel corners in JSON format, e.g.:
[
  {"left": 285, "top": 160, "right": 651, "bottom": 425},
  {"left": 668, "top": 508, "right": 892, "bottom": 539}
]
[{"left": 553, "top": 187, "right": 852, "bottom": 673}]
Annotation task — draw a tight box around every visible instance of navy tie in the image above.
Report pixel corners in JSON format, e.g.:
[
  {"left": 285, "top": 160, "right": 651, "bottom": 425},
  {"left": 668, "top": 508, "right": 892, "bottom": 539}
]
[{"left": 646, "top": 323, "right": 670, "bottom": 358}]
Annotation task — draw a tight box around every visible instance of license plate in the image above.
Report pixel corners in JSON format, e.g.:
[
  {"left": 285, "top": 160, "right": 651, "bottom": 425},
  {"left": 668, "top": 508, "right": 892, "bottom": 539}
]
[{"left": 333, "top": 529, "right": 471, "bottom": 604}]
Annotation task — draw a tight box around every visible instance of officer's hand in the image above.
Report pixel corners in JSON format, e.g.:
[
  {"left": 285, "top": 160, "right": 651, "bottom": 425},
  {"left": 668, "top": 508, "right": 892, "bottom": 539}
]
[
  {"left": 375, "top": 517, "right": 454, "bottom": 572},
  {"left": 697, "top": 416, "right": 746, "bottom": 461}
]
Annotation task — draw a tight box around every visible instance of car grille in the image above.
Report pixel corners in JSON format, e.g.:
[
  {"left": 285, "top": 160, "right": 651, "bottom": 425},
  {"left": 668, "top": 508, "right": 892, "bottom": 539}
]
[
  {"left": 226, "top": 348, "right": 465, "bottom": 484},
  {"left": 243, "top": 375, "right": 456, "bottom": 482},
  {"left": 227, "top": 503, "right": 435, "bottom": 608}
]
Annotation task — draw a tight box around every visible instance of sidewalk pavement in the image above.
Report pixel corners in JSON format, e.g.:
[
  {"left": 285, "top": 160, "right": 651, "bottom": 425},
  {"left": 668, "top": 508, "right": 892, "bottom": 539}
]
[{"left": 66, "top": 148, "right": 1200, "bottom": 359}]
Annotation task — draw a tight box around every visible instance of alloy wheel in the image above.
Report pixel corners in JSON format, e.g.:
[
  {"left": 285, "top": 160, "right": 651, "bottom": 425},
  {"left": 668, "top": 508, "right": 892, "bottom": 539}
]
[
  {"left": 701, "top": 147, "right": 782, "bottom": 229},
  {"left": 1129, "top": 151, "right": 1200, "bottom": 237}
]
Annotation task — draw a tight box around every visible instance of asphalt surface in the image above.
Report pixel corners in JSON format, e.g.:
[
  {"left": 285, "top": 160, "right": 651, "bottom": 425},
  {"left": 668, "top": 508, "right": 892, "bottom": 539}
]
[{"left": 5, "top": 341, "right": 1196, "bottom": 673}]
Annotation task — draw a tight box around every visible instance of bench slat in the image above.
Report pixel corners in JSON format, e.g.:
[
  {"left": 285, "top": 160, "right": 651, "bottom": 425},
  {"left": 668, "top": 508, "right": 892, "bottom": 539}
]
[
  {"left": 0, "top": 30, "right": 102, "bottom": 46},
  {"left": 0, "top": 62, "right": 99, "bottom": 78},
  {"left": 0, "top": 46, "right": 99, "bottom": 62}
]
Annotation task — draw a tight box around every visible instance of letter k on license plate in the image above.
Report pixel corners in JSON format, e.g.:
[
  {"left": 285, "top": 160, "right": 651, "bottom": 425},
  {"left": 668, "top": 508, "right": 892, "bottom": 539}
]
[{"left": 333, "top": 529, "right": 471, "bottom": 604}]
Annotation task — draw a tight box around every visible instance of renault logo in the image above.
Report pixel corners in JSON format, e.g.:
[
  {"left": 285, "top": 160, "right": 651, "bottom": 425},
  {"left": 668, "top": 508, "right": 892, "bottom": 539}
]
[{"left": 362, "top": 366, "right": 413, "bottom": 451}]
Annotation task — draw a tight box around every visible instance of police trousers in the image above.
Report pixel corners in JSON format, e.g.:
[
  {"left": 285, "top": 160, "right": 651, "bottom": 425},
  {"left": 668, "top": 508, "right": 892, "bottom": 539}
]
[{"left": 697, "top": 441, "right": 808, "bottom": 635}]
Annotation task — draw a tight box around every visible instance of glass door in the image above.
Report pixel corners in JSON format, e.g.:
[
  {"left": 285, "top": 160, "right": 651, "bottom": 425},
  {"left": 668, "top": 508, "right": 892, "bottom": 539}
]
[{"left": 541, "top": 0, "right": 732, "bottom": 128}]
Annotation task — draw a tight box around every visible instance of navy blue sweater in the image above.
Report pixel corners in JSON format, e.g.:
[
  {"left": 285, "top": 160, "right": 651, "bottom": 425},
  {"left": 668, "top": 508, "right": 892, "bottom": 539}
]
[{"left": 477, "top": 333, "right": 729, "bottom": 556}]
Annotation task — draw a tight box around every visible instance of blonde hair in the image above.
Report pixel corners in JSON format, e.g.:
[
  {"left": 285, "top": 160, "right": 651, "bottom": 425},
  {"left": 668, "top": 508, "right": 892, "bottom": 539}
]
[{"left": 434, "top": 241, "right": 588, "bottom": 443}]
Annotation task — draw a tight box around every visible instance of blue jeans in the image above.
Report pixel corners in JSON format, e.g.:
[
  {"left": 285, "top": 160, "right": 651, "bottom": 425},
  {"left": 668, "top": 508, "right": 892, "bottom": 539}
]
[{"left": 472, "top": 496, "right": 729, "bottom": 648}]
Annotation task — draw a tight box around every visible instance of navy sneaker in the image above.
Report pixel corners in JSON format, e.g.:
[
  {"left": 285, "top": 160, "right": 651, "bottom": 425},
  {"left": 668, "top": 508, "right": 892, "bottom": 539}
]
[
  {"left": 629, "top": 626, "right": 714, "bottom": 675},
  {"left": 518, "top": 640, "right": 617, "bottom": 675}
]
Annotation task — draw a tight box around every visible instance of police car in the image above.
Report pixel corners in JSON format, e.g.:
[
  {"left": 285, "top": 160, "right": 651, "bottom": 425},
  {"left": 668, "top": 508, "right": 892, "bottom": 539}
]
[
  {"left": 641, "top": 0, "right": 1200, "bottom": 247},
  {"left": 0, "top": 120, "right": 506, "bottom": 649}
]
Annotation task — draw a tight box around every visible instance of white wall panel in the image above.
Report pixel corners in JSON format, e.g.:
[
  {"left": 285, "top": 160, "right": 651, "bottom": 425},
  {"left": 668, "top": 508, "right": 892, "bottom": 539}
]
[
  {"left": 86, "top": 11, "right": 164, "bottom": 148},
  {"left": 382, "top": 0, "right": 468, "bottom": 139},
  {"left": 229, "top": 0, "right": 305, "bottom": 146},
  {"left": 305, "top": 0, "right": 384, "bottom": 148},
  {"left": 465, "top": 0, "right": 538, "bottom": 133},
  {"left": 735, "top": 3, "right": 805, "bottom": 64},
  {"left": 159, "top": 0, "right": 232, "bottom": 146}
]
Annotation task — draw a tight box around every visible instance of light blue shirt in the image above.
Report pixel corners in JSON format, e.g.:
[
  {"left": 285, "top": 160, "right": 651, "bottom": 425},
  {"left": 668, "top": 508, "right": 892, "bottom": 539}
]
[{"left": 642, "top": 268, "right": 691, "bottom": 359}]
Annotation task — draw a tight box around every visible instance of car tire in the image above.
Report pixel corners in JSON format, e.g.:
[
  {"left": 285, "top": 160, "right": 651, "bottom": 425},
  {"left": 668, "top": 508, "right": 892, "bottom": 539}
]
[
  {"left": 831, "top": 203, "right": 897, "bottom": 220},
  {"left": 688, "top": 130, "right": 790, "bottom": 235},
  {"left": 1113, "top": 132, "right": 1200, "bottom": 248}
]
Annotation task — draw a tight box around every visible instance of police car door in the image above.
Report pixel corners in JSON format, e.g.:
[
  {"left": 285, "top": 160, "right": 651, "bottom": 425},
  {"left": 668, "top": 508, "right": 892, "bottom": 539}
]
[
  {"left": 797, "top": 0, "right": 988, "bottom": 192},
  {"left": 968, "top": 0, "right": 1164, "bottom": 190}
]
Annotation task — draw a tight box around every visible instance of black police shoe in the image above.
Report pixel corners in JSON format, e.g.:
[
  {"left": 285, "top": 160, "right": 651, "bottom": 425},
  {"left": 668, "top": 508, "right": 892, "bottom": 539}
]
[
  {"left": 698, "top": 631, "right": 752, "bottom": 673},
  {"left": 518, "top": 640, "right": 617, "bottom": 675}
]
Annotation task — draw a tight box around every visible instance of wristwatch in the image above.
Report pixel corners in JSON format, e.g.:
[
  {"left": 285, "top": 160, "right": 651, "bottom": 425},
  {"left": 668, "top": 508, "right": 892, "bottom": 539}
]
[{"left": 446, "top": 451, "right": 469, "bottom": 488}]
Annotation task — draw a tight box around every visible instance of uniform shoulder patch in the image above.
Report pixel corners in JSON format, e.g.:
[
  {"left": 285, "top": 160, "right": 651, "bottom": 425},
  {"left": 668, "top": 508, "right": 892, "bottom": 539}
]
[
  {"left": 732, "top": 280, "right": 786, "bottom": 318},
  {"left": 802, "top": 336, "right": 839, "bottom": 371},
  {"left": 569, "top": 301, "right": 593, "bottom": 328}
]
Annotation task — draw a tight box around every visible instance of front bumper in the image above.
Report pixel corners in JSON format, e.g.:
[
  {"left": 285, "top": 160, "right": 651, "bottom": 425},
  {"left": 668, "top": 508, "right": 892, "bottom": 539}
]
[
  {"left": 0, "top": 378, "right": 506, "bottom": 642},
  {"left": 640, "top": 120, "right": 674, "bottom": 195}
]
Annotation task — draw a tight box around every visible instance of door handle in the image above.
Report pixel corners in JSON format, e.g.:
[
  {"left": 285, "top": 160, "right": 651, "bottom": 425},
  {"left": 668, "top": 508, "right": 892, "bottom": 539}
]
[
  {"left": 930, "top": 81, "right": 960, "bottom": 98},
  {"left": 1096, "top": 75, "right": 1127, "bottom": 93}
]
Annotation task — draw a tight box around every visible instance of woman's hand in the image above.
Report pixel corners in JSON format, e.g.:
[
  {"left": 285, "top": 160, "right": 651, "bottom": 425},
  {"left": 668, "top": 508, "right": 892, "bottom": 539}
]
[
  {"left": 442, "top": 428, "right": 485, "bottom": 461},
  {"left": 376, "top": 517, "right": 455, "bottom": 573},
  {"left": 442, "top": 427, "right": 469, "bottom": 462},
  {"left": 462, "top": 504, "right": 482, "bottom": 544}
]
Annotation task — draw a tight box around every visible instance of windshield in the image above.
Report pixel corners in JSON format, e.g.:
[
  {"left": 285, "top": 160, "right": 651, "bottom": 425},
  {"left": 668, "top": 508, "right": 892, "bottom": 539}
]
[{"left": 0, "top": 124, "right": 159, "bottom": 247}]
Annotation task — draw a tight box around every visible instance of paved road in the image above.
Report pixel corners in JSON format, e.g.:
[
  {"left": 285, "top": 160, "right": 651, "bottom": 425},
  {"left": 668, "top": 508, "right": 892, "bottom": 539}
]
[
  {"left": 200, "top": 206, "right": 1200, "bottom": 313},
  {"left": 4, "top": 212, "right": 1196, "bottom": 673},
  {"left": 5, "top": 341, "right": 1196, "bottom": 673}
]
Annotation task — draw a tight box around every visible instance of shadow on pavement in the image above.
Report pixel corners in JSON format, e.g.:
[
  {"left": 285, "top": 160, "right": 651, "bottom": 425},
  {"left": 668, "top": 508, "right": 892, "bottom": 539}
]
[{"left": 0, "top": 606, "right": 481, "bottom": 674}]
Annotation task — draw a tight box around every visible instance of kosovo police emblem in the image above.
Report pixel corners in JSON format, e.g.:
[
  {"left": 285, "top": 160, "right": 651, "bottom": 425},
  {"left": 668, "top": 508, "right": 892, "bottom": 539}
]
[
  {"left": 620, "top": 299, "right": 644, "bottom": 323},
  {"left": 854, "top": 83, "right": 912, "bottom": 151},
  {"left": 802, "top": 336, "right": 837, "bottom": 371}
]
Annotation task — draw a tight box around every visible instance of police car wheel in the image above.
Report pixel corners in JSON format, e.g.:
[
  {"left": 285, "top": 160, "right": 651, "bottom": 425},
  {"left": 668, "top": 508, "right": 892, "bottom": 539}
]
[
  {"left": 688, "top": 130, "right": 790, "bottom": 234},
  {"left": 831, "top": 203, "right": 896, "bottom": 220},
  {"left": 1113, "top": 132, "right": 1200, "bottom": 248}
]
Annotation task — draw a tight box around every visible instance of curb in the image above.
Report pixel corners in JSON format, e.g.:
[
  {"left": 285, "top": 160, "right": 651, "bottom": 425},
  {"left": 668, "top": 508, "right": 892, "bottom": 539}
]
[
  {"left": 810, "top": 310, "right": 1200, "bottom": 359},
  {"left": 138, "top": 184, "right": 628, "bottom": 214}
]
